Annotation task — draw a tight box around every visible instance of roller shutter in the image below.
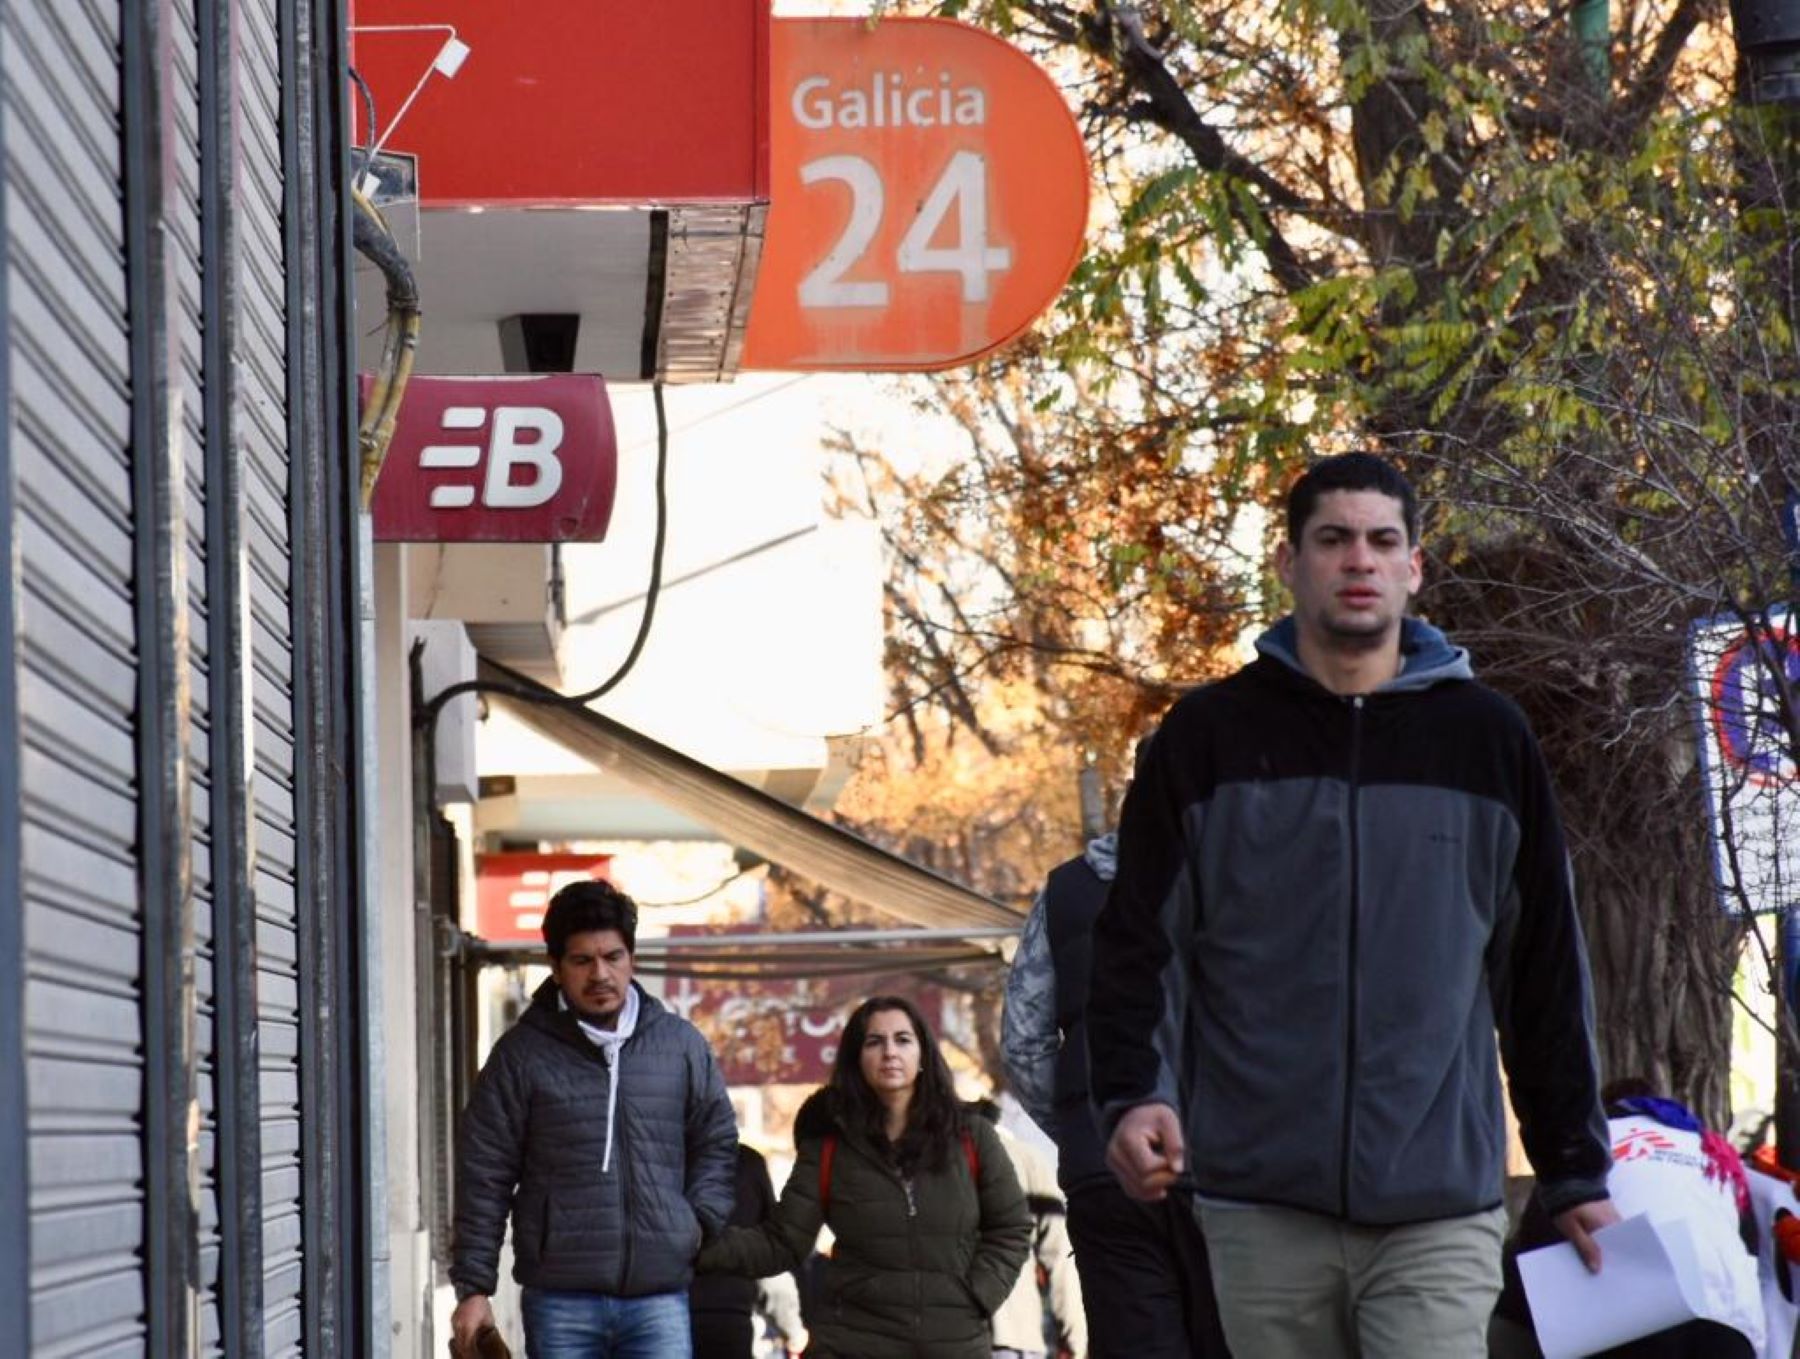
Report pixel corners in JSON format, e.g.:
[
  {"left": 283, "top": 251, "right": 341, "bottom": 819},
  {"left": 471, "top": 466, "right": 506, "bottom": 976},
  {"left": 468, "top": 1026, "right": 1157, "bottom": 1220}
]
[
  {"left": 3, "top": 0, "right": 360, "bottom": 1352},
  {"left": 239, "top": 0, "right": 308, "bottom": 1345},
  {"left": 6, "top": 1, "right": 145, "bottom": 1352}
]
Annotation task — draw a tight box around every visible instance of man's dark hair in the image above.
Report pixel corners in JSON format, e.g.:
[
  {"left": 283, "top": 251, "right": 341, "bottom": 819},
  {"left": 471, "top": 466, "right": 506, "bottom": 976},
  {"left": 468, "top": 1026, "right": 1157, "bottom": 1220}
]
[
  {"left": 542, "top": 878, "right": 638, "bottom": 959},
  {"left": 830, "top": 995, "right": 963, "bottom": 1175},
  {"left": 1285, "top": 452, "right": 1420, "bottom": 546}
]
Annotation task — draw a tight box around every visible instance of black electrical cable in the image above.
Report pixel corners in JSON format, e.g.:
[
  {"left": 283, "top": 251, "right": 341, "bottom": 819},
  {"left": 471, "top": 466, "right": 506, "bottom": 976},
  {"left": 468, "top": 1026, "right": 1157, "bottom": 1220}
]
[
  {"left": 634, "top": 864, "right": 751, "bottom": 909},
  {"left": 416, "top": 380, "right": 672, "bottom": 734},
  {"left": 347, "top": 65, "right": 378, "bottom": 181}
]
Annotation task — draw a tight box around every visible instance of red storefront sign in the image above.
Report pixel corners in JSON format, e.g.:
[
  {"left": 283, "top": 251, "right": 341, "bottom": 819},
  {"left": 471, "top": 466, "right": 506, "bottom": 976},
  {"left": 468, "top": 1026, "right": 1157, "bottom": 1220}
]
[
  {"left": 368, "top": 374, "right": 616, "bottom": 542},
  {"left": 475, "top": 852, "right": 612, "bottom": 944},
  {"left": 347, "top": 0, "right": 770, "bottom": 205}
]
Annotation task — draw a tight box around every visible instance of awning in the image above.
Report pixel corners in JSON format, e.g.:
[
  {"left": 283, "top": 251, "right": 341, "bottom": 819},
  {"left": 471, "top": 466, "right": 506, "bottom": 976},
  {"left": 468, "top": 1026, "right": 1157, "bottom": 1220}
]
[{"left": 476, "top": 657, "right": 1022, "bottom": 935}]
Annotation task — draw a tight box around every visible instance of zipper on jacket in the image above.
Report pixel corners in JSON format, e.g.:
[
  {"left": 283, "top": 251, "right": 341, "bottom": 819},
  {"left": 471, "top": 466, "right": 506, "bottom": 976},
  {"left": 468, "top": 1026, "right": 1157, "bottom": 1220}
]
[
  {"left": 904, "top": 1170, "right": 921, "bottom": 1334},
  {"left": 616, "top": 1059, "right": 635, "bottom": 1294},
  {"left": 1339, "top": 694, "right": 1365, "bottom": 1220}
]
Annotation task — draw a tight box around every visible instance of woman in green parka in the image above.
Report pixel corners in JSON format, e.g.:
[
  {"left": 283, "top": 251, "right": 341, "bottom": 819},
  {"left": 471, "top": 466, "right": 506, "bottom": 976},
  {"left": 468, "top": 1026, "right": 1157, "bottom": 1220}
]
[{"left": 698, "top": 994, "right": 1031, "bottom": 1359}]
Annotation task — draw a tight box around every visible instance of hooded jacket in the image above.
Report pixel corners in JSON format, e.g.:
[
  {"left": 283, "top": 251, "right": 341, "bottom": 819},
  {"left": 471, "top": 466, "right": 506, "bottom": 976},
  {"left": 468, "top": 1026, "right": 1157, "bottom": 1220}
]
[
  {"left": 688, "top": 1143, "right": 778, "bottom": 1321},
  {"left": 697, "top": 1088, "right": 1032, "bottom": 1359},
  {"left": 1089, "top": 617, "right": 1610, "bottom": 1225},
  {"left": 1002, "top": 834, "right": 1118, "bottom": 1192},
  {"left": 450, "top": 977, "right": 738, "bottom": 1300}
]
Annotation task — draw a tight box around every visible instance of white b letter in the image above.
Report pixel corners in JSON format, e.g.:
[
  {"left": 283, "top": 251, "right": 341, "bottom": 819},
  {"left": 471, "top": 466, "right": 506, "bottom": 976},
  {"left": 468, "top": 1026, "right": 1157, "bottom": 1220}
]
[{"left": 483, "top": 407, "right": 564, "bottom": 508}]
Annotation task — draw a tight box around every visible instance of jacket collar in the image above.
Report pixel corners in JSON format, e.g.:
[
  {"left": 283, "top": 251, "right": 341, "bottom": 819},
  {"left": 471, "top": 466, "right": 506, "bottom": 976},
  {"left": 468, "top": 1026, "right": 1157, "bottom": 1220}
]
[
  {"left": 1083, "top": 833, "right": 1117, "bottom": 881},
  {"left": 1253, "top": 615, "right": 1472, "bottom": 695},
  {"left": 523, "top": 976, "right": 662, "bottom": 1052},
  {"left": 794, "top": 1086, "right": 902, "bottom": 1168}
]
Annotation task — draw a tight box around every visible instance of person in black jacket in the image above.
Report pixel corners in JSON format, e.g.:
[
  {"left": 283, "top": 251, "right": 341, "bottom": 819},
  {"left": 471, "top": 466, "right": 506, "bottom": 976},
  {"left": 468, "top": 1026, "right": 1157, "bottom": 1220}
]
[
  {"left": 1003, "top": 830, "right": 1229, "bottom": 1359},
  {"left": 449, "top": 879, "right": 738, "bottom": 1359},
  {"left": 688, "top": 1143, "right": 787, "bottom": 1359},
  {"left": 1091, "top": 453, "right": 1617, "bottom": 1358}
]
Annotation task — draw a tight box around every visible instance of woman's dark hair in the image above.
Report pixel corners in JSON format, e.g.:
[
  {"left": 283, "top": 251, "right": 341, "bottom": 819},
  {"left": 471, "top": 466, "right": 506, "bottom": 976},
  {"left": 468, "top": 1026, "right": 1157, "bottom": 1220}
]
[
  {"left": 542, "top": 878, "right": 638, "bottom": 959},
  {"left": 830, "top": 995, "right": 962, "bottom": 1174}
]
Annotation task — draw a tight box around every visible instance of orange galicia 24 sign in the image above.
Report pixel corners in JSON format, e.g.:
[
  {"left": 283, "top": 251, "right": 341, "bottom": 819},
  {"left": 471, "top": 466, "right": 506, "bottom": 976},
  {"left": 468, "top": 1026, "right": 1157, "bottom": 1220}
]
[{"left": 742, "top": 18, "right": 1089, "bottom": 371}]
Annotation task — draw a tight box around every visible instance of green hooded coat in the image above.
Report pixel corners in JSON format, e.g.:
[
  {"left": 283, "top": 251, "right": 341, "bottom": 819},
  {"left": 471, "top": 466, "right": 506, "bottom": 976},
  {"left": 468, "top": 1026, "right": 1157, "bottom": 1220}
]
[{"left": 698, "top": 1088, "right": 1031, "bottom": 1358}]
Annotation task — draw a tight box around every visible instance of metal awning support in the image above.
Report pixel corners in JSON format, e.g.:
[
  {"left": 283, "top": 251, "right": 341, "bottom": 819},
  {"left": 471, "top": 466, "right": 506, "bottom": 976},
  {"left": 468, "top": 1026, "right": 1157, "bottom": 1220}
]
[
  {"left": 473, "top": 656, "right": 1022, "bottom": 935},
  {"left": 639, "top": 926, "right": 1019, "bottom": 950},
  {"left": 458, "top": 928, "right": 1012, "bottom": 980}
]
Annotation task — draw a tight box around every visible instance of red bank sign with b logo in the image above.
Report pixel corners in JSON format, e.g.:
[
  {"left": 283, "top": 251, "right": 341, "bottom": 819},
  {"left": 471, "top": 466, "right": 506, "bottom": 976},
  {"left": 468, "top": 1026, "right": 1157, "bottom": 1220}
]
[{"left": 368, "top": 374, "right": 617, "bottom": 542}]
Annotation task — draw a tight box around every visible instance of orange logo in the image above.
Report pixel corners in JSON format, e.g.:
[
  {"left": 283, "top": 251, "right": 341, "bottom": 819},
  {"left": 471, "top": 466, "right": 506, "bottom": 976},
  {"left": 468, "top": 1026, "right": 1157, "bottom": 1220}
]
[{"left": 743, "top": 18, "right": 1089, "bottom": 371}]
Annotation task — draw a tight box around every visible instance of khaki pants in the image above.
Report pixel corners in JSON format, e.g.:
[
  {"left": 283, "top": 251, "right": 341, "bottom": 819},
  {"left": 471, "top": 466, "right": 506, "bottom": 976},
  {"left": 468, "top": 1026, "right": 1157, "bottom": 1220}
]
[{"left": 1196, "top": 1201, "right": 1507, "bottom": 1359}]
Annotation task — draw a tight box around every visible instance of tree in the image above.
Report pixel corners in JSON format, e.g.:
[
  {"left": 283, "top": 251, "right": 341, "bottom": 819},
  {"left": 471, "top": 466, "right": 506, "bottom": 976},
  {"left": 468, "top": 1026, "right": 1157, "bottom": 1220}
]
[{"left": 831, "top": 352, "right": 1264, "bottom": 768}]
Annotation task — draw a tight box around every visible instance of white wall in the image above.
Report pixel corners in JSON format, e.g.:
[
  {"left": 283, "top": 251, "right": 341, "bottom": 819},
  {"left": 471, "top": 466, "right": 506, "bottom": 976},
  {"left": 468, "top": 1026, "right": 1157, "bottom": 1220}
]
[
  {"left": 526, "top": 376, "right": 886, "bottom": 774},
  {"left": 373, "top": 543, "right": 432, "bottom": 1356}
]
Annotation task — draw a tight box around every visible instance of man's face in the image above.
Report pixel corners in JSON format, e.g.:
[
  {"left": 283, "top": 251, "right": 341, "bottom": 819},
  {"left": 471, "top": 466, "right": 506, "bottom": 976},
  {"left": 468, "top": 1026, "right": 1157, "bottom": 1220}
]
[
  {"left": 552, "top": 928, "right": 635, "bottom": 1024},
  {"left": 1276, "top": 489, "right": 1422, "bottom": 653}
]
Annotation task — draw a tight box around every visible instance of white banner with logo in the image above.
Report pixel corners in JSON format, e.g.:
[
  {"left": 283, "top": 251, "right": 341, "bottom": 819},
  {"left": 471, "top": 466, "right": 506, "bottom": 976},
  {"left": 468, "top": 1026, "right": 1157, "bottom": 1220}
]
[{"left": 1689, "top": 607, "right": 1800, "bottom": 915}]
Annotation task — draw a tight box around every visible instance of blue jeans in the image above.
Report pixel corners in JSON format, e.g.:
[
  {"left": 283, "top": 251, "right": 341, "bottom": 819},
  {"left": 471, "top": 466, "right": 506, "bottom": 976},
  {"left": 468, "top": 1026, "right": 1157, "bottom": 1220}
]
[{"left": 520, "top": 1288, "right": 692, "bottom": 1359}]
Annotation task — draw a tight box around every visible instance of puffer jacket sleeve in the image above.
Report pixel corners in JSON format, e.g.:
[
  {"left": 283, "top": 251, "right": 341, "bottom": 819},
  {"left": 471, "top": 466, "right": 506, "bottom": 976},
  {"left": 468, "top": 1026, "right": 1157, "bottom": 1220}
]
[
  {"left": 1001, "top": 892, "right": 1060, "bottom": 1138},
  {"left": 683, "top": 1036, "right": 739, "bottom": 1239},
  {"left": 697, "top": 1134, "right": 827, "bottom": 1279},
  {"left": 451, "top": 1034, "right": 531, "bottom": 1297},
  {"left": 964, "top": 1116, "right": 1032, "bottom": 1317}
]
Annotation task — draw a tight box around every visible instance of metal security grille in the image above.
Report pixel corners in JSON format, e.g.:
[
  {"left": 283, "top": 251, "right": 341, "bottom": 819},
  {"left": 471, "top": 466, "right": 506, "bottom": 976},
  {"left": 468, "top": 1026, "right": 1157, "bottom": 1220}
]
[
  {"left": 168, "top": 0, "right": 224, "bottom": 1350},
  {"left": 241, "top": 0, "right": 308, "bottom": 1345},
  {"left": 1, "top": 0, "right": 362, "bottom": 1353},
  {"left": 5, "top": 1, "right": 145, "bottom": 1351}
]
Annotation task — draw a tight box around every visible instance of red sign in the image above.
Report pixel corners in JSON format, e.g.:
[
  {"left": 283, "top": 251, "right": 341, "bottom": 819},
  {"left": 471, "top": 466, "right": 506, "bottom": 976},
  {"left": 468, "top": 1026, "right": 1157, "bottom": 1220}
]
[
  {"left": 474, "top": 852, "right": 612, "bottom": 944},
  {"left": 743, "top": 19, "right": 1089, "bottom": 371},
  {"left": 348, "top": 0, "right": 770, "bottom": 205},
  {"left": 660, "top": 928, "right": 951, "bottom": 1086},
  {"left": 368, "top": 374, "right": 617, "bottom": 543},
  {"left": 664, "top": 973, "right": 843, "bottom": 1086}
]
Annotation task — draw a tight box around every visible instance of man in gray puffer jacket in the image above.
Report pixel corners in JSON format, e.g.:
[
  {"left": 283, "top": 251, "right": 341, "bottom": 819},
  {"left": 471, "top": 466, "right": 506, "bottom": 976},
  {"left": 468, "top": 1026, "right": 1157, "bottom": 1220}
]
[{"left": 450, "top": 879, "right": 737, "bottom": 1358}]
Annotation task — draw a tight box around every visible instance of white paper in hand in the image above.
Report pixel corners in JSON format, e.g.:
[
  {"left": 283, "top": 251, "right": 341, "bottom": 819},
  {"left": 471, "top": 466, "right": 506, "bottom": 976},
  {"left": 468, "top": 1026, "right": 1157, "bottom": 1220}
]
[{"left": 1518, "top": 1214, "right": 1709, "bottom": 1359}]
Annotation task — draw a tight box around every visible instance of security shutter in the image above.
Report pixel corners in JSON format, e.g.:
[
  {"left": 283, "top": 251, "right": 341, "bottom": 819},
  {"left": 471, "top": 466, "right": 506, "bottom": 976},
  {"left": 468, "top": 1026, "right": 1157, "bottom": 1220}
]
[
  {"left": 167, "top": 0, "right": 225, "bottom": 1350},
  {"left": 239, "top": 0, "right": 308, "bottom": 1346},
  {"left": 6, "top": 0, "right": 146, "bottom": 1351},
  {"left": 5, "top": 0, "right": 359, "bottom": 1350}
]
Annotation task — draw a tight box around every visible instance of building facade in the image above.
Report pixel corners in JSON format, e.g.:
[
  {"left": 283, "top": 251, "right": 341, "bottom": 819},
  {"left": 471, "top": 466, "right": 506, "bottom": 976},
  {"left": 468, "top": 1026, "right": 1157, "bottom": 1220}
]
[{"left": 0, "top": 0, "right": 374, "bottom": 1352}]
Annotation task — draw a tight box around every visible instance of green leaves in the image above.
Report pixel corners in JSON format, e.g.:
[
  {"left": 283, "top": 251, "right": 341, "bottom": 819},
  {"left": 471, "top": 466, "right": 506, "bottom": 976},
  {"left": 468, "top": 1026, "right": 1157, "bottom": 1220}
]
[{"left": 1124, "top": 165, "right": 1200, "bottom": 229}]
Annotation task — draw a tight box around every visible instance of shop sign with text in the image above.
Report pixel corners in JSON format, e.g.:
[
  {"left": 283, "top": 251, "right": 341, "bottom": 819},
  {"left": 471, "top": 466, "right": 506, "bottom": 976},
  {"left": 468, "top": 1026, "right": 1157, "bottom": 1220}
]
[
  {"left": 474, "top": 852, "right": 612, "bottom": 944},
  {"left": 744, "top": 18, "right": 1088, "bottom": 370}
]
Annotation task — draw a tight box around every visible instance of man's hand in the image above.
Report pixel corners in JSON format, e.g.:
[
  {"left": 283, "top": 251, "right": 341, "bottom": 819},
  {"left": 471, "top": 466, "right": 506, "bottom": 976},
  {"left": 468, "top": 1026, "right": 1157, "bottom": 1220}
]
[
  {"left": 1553, "top": 1199, "right": 1622, "bottom": 1274},
  {"left": 1106, "top": 1103, "right": 1185, "bottom": 1201},
  {"left": 450, "top": 1293, "right": 496, "bottom": 1347}
]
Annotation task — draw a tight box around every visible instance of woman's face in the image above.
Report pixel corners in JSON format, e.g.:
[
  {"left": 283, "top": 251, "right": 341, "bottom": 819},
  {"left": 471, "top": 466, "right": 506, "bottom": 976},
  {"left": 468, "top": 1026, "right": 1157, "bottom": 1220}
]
[{"left": 858, "top": 1007, "right": 922, "bottom": 1099}]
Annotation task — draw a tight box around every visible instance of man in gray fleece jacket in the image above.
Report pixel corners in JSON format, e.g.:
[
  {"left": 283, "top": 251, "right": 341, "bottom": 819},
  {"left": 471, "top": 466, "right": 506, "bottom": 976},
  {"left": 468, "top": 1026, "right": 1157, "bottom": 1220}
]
[
  {"left": 1091, "top": 453, "right": 1617, "bottom": 1358},
  {"left": 450, "top": 879, "right": 737, "bottom": 1358}
]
